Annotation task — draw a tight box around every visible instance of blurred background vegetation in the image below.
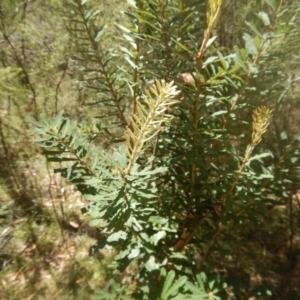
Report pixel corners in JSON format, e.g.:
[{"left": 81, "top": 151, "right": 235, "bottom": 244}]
[
  {"left": 0, "top": 0, "right": 299, "bottom": 299},
  {"left": 0, "top": 0, "right": 123, "bottom": 299}
]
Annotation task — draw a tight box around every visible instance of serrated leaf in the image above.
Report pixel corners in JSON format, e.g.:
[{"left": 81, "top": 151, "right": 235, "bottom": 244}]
[
  {"left": 131, "top": 217, "right": 143, "bottom": 231},
  {"left": 128, "top": 247, "right": 140, "bottom": 259},
  {"left": 149, "top": 231, "right": 166, "bottom": 245},
  {"left": 149, "top": 215, "right": 168, "bottom": 225},
  {"left": 107, "top": 231, "right": 128, "bottom": 242},
  {"left": 169, "top": 252, "right": 188, "bottom": 261},
  {"left": 131, "top": 165, "right": 168, "bottom": 176},
  {"left": 249, "top": 152, "right": 271, "bottom": 161}
]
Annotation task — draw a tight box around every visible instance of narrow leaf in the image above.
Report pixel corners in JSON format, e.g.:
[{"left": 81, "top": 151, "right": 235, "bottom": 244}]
[
  {"left": 164, "top": 276, "right": 188, "bottom": 299},
  {"left": 161, "top": 271, "right": 176, "bottom": 300}
]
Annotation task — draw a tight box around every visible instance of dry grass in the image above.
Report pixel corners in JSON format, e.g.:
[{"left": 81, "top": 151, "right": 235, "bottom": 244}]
[{"left": 0, "top": 169, "right": 114, "bottom": 300}]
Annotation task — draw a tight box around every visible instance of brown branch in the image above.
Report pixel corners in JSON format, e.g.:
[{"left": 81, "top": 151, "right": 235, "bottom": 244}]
[
  {"left": 174, "top": 0, "right": 285, "bottom": 254},
  {"left": 174, "top": 3, "right": 217, "bottom": 253},
  {"left": 173, "top": 211, "right": 212, "bottom": 252}
]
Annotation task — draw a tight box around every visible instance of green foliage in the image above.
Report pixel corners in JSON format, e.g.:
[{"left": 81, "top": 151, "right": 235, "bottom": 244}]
[{"left": 28, "top": 0, "right": 300, "bottom": 299}]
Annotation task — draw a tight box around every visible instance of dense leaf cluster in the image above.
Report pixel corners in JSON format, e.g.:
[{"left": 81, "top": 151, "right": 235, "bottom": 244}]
[{"left": 29, "top": 0, "right": 299, "bottom": 299}]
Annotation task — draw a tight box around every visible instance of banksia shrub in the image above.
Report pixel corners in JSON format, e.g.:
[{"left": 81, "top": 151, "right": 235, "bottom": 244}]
[{"left": 29, "top": 0, "right": 300, "bottom": 298}]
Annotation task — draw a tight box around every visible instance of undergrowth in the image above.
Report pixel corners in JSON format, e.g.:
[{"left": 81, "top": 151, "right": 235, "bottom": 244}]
[{"left": 0, "top": 0, "right": 300, "bottom": 299}]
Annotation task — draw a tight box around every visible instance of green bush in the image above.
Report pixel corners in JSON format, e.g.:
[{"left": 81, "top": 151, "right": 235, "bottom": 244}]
[{"left": 29, "top": 0, "right": 299, "bottom": 299}]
